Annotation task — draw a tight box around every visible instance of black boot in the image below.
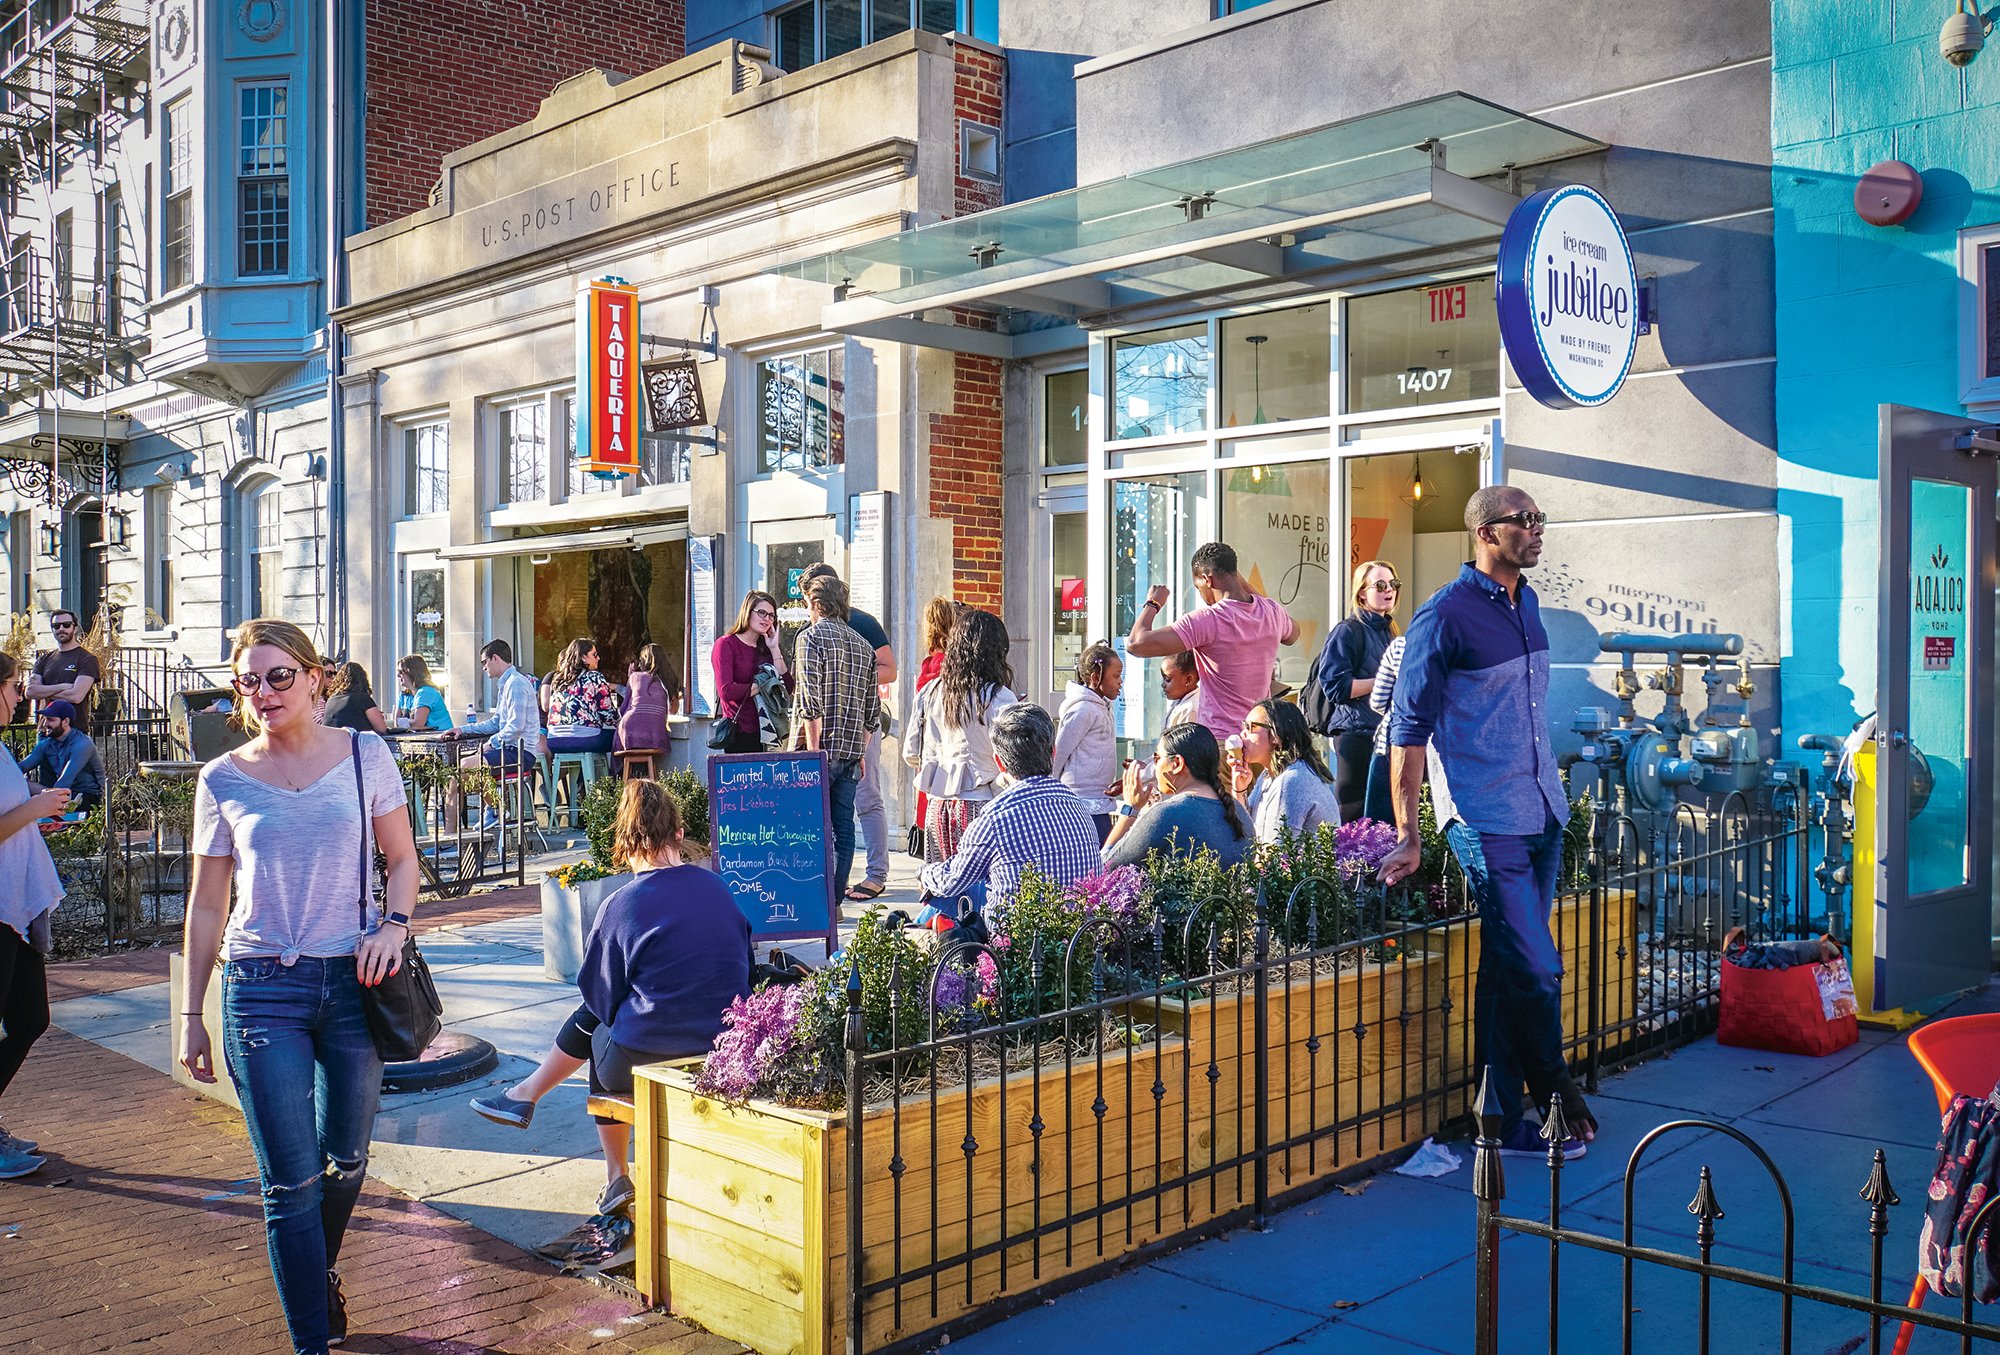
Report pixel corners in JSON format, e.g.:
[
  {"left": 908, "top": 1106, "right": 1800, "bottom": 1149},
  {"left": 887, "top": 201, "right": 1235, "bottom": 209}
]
[{"left": 326, "top": 1269, "right": 348, "bottom": 1347}]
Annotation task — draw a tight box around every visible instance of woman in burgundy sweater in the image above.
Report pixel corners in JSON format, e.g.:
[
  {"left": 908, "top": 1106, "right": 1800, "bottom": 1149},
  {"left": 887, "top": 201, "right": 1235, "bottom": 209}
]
[{"left": 710, "top": 590, "right": 791, "bottom": 753}]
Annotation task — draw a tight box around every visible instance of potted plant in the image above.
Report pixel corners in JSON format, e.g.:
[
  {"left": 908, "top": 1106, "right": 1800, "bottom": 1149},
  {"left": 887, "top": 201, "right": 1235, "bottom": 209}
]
[{"left": 539, "top": 775, "right": 635, "bottom": 982}]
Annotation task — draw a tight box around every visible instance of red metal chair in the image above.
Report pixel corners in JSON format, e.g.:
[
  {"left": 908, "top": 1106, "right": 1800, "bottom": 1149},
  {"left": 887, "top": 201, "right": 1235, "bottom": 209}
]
[{"left": 1893, "top": 1012, "right": 2000, "bottom": 1355}]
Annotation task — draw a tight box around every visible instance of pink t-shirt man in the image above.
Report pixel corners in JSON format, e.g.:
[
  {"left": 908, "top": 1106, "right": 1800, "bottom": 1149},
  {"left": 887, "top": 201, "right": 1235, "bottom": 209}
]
[{"left": 1170, "top": 595, "right": 1293, "bottom": 739}]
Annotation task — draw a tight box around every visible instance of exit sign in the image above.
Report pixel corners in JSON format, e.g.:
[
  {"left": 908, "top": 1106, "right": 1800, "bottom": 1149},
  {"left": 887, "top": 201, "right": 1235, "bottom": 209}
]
[{"left": 1428, "top": 284, "right": 1468, "bottom": 323}]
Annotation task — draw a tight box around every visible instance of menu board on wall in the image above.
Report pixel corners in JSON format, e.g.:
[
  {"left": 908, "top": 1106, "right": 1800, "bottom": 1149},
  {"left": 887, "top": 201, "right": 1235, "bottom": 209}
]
[
  {"left": 848, "top": 491, "right": 888, "bottom": 622},
  {"left": 689, "top": 534, "right": 720, "bottom": 717},
  {"left": 706, "top": 751, "right": 837, "bottom": 946}
]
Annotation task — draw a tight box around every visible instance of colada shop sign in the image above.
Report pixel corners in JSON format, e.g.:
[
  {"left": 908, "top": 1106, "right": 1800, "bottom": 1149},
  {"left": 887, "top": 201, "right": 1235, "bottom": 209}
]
[
  {"left": 575, "top": 277, "right": 640, "bottom": 479},
  {"left": 1496, "top": 185, "right": 1638, "bottom": 409}
]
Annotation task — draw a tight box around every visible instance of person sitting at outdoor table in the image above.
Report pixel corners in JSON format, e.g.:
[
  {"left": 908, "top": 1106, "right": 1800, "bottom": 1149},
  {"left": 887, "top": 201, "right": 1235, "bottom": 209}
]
[
  {"left": 543, "top": 638, "right": 622, "bottom": 756},
  {"left": 1231, "top": 699, "right": 1341, "bottom": 843},
  {"left": 916, "top": 702, "right": 1100, "bottom": 921},
  {"left": 468, "top": 780, "right": 750, "bottom": 1263},
  {"left": 615, "top": 643, "right": 680, "bottom": 759},
  {"left": 1101, "top": 721, "right": 1251, "bottom": 870},
  {"left": 321, "top": 661, "right": 388, "bottom": 735},
  {"left": 17, "top": 698, "right": 104, "bottom": 813},
  {"left": 392, "top": 654, "right": 453, "bottom": 732},
  {"left": 453, "top": 640, "right": 540, "bottom": 770}
]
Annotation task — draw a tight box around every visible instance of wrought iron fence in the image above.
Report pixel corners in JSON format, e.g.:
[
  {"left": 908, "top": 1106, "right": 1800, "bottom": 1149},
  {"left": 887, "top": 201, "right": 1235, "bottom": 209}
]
[
  {"left": 397, "top": 748, "right": 534, "bottom": 899},
  {"left": 1472, "top": 1091, "right": 2000, "bottom": 1355},
  {"left": 834, "top": 795, "right": 1822, "bottom": 1352}
]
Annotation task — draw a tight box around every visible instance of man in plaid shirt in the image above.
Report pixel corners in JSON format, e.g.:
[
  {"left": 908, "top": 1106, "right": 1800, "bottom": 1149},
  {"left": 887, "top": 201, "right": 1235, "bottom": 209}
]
[
  {"left": 918, "top": 702, "right": 1100, "bottom": 917},
  {"left": 792, "top": 575, "right": 881, "bottom": 897}
]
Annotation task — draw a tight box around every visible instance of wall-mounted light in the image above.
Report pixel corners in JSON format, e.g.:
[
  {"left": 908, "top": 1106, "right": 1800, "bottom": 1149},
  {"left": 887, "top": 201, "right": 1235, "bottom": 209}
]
[
  {"left": 105, "top": 509, "right": 130, "bottom": 548},
  {"left": 37, "top": 521, "right": 60, "bottom": 560},
  {"left": 1942, "top": 0, "right": 1988, "bottom": 65}
]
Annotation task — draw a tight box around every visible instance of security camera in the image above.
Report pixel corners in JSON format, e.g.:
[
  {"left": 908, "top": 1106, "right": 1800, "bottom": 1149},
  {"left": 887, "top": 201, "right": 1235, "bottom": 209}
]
[
  {"left": 1942, "top": 2, "right": 1987, "bottom": 66},
  {"left": 153, "top": 462, "right": 181, "bottom": 484}
]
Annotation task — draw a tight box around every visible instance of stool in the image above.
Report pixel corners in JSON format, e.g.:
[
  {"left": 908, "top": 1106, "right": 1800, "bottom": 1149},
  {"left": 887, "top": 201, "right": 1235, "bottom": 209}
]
[
  {"left": 549, "top": 750, "right": 609, "bottom": 828},
  {"left": 615, "top": 748, "right": 661, "bottom": 780}
]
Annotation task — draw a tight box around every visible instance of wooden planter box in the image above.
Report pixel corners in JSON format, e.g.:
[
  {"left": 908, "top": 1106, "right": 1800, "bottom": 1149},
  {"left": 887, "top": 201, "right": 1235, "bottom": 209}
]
[{"left": 634, "top": 1034, "right": 1205, "bottom": 1355}]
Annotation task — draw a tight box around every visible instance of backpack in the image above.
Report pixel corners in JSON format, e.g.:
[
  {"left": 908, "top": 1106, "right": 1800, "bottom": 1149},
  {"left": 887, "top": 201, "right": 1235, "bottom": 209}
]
[{"left": 1299, "top": 632, "right": 1344, "bottom": 736}]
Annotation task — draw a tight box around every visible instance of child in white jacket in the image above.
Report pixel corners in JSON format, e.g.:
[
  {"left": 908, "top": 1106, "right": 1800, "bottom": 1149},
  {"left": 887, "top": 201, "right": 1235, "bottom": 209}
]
[{"left": 1053, "top": 642, "right": 1123, "bottom": 843}]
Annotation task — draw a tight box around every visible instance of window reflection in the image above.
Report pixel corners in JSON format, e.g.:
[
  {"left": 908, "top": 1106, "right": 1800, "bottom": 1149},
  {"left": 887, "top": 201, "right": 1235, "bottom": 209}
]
[
  {"left": 1111, "top": 323, "right": 1208, "bottom": 440},
  {"left": 1221, "top": 460, "right": 1330, "bottom": 690},
  {"left": 1220, "top": 303, "right": 1329, "bottom": 427},
  {"left": 1344, "top": 277, "right": 1500, "bottom": 414},
  {"left": 1111, "top": 471, "right": 1207, "bottom": 744}
]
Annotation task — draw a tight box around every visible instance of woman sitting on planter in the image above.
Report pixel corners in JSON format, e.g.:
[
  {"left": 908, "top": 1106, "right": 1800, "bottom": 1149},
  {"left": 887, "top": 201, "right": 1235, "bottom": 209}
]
[
  {"left": 470, "top": 780, "right": 750, "bottom": 1250},
  {"left": 1230, "top": 699, "right": 1341, "bottom": 843},
  {"left": 1101, "top": 721, "right": 1251, "bottom": 870}
]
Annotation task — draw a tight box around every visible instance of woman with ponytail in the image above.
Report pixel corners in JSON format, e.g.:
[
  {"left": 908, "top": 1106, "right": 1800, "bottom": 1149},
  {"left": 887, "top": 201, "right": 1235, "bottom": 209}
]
[{"left": 1101, "top": 721, "right": 1250, "bottom": 869}]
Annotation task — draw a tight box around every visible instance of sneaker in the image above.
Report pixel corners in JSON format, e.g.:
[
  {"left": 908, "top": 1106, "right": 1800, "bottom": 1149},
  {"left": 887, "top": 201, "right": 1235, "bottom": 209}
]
[
  {"left": 326, "top": 1270, "right": 347, "bottom": 1347},
  {"left": 470, "top": 1092, "right": 536, "bottom": 1129},
  {"left": 0, "top": 1125, "right": 36, "bottom": 1155},
  {"left": 0, "top": 1146, "right": 44, "bottom": 1179},
  {"left": 1494, "top": 1120, "right": 1586, "bottom": 1161},
  {"left": 595, "top": 1174, "right": 635, "bottom": 1218}
]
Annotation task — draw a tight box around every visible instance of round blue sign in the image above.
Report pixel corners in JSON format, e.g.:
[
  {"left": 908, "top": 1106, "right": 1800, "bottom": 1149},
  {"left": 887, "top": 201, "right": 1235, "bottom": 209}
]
[{"left": 1495, "top": 184, "right": 1639, "bottom": 410}]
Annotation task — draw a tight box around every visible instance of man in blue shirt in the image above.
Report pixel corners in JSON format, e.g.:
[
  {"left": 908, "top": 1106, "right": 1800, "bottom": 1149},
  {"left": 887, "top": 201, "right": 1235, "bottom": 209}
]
[
  {"left": 20, "top": 698, "right": 104, "bottom": 811},
  {"left": 1379, "top": 486, "right": 1594, "bottom": 1160}
]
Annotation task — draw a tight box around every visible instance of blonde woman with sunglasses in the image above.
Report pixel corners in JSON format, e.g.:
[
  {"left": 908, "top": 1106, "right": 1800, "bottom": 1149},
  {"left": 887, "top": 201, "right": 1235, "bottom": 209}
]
[
  {"left": 1307, "top": 559, "right": 1401, "bottom": 822},
  {"left": 177, "top": 619, "right": 421, "bottom": 1354}
]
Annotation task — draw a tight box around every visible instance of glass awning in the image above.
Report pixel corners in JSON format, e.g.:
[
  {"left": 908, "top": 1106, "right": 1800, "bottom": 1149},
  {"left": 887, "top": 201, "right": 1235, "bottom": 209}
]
[{"left": 770, "top": 92, "right": 1605, "bottom": 356}]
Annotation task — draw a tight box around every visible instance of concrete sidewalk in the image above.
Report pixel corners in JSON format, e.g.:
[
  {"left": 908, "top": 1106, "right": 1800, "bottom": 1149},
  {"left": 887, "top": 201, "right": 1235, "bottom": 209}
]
[{"left": 942, "top": 986, "right": 2000, "bottom": 1355}]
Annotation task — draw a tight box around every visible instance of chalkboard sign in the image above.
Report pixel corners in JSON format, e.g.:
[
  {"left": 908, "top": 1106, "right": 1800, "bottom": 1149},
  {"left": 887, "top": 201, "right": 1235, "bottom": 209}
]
[{"left": 706, "top": 750, "right": 837, "bottom": 945}]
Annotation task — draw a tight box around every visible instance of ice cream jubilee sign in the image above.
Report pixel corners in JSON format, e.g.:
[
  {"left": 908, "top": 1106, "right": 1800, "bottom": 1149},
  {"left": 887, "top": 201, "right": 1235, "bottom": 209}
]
[
  {"left": 575, "top": 277, "right": 641, "bottom": 478},
  {"left": 1495, "top": 185, "right": 1638, "bottom": 409}
]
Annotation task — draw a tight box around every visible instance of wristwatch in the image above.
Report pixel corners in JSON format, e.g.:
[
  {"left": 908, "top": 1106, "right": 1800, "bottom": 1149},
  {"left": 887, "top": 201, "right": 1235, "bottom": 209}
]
[
  {"left": 385, "top": 911, "right": 412, "bottom": 928},
  {"left": 1116, "top": 803, "right": 1138, "bottom": 819}
]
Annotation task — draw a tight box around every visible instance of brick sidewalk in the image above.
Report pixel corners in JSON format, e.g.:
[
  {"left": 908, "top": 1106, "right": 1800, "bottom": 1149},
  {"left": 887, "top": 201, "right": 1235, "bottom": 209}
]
[{"left": 0, "top": 1028, "right": 734, "bottom": 1354}]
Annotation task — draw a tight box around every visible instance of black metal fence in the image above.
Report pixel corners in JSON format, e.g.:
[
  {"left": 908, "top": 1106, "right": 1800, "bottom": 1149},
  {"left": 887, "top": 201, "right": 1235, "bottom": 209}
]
[
  {"left": 835, "top": 794, "right": 1824, "bottom": 1352},
  {"left": 1472, "top": 1089, "right": 2000, "bottom": 1355},
  {"left": 396, "top": 750, "right": 533, "bottom": 899}
]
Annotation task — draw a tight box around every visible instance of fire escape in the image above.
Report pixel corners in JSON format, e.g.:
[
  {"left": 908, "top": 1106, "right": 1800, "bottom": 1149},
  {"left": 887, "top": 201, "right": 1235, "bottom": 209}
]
[{"left": 0, "top": 0, "right": 145, "bottom": 507}]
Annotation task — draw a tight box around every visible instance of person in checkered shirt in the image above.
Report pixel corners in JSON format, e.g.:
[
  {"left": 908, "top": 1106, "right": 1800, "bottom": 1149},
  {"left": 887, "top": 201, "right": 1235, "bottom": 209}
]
[
  {"left": 918, "top": 702, "right": 1100, "bottom": 918},
  {"left": 791, "top": 576, "right": 881, "bottom": 898}
]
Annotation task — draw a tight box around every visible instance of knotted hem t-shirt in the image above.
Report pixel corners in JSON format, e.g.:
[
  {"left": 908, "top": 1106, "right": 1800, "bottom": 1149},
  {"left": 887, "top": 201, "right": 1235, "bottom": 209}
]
[{"left": 194, "top": 731, "right": 408, "bottom": 963}]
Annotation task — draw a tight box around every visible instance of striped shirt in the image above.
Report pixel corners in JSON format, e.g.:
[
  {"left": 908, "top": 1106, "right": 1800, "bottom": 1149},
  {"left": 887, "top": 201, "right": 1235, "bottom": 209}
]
[
  {"left": 917, "top": 775, "right": 1101, "bottom": 912},
  {"left": 1368, "top": 634, "right": 1407, "bottom": 757}
]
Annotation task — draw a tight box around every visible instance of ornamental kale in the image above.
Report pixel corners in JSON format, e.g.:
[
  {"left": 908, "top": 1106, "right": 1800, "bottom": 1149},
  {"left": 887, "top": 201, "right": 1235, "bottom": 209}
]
[
  {"left": 1333, "top": 818, "right": 1399, "bottom": 877},
  {"left": 696, "top": 984, "right": 809, "bottom": 1102}
]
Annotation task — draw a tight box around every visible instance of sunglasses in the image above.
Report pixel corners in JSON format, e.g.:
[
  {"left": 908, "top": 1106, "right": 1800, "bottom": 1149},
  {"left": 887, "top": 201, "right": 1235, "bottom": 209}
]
[
  {"left": 1241, "top": 720, "right": 1275, "bottom": 735},
  {"left": 50, "top": 622, "right": 75, "bottom": 631},
  {"left": 1481, "top": 511, "right": 1548, "bottom": 531},
  {"left": 231, "top": 666, "right": 302, "bottom": 695},
  {"left": 1368, "top": 580, "right": 1403, "bottom": 593}
]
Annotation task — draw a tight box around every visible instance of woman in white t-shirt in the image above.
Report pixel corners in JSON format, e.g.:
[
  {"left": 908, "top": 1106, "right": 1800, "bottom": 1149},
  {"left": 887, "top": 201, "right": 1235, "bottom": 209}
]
[{"left": 178, "top": 619, "right": 420, "bottom": 1355}]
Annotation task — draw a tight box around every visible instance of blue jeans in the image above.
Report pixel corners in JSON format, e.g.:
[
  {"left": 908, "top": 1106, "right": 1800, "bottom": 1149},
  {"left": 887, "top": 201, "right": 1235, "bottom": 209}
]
[
  {"left": 1445, "top": 812, "right": 1569, "bottom": 1137},
  {"left": 222, "top": 956, "right": 383, "bottom": 1355},
  {"left": 827, "top": 757, "right": 862, "bottom": 899},
  {"left": 1361, "top": 751, "right": 1394, "bottom": 824}
]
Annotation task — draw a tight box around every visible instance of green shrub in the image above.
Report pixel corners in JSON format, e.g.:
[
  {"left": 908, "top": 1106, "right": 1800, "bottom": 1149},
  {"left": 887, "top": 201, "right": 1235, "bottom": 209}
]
[
  {"left": 660, "top": 767, "right": 709, "bottom": 847},
  {"left": 580, "top": 774, "right": 625, "bottom": 871}
]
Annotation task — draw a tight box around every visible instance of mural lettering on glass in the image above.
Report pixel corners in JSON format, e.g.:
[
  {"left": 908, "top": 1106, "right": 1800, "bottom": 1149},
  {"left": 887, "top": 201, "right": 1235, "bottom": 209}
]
[
  {"left": 1906, "top": 479, "right": 1972, "bottom": 896},
  {"left": 409, "top": 568, "right": 446, "bottom": 668}
]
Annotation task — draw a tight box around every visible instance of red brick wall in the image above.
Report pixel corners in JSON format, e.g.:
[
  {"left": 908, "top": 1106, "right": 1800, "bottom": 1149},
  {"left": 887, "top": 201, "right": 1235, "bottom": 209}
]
[
  {"left": 362, "top": 0, "right": 686, "bottom": 228},
  {"left": 929, "top": 43, "right": 1007, "bottom": 612}
]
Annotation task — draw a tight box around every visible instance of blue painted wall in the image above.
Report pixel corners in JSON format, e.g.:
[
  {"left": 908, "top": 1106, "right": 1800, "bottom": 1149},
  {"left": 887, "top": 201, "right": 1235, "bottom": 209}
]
[{"left": 1772, "top": 0, "right": 2000, "bottom": 742}]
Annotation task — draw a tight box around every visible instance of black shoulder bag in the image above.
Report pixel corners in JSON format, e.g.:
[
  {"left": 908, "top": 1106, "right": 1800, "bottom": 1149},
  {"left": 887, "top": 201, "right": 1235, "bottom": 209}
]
[{"left": 349, "top": 732, "right": 443, "bottom": 1062}]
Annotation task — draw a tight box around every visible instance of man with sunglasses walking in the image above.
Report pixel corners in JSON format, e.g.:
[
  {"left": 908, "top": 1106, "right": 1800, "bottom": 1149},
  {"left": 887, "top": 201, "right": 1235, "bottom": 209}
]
[
  {"left": 25, "top": 610, "right": 99, "bottom": 732},
  {"left": 1379, "top": 486, "right": 1597, "bottom": 1161}
]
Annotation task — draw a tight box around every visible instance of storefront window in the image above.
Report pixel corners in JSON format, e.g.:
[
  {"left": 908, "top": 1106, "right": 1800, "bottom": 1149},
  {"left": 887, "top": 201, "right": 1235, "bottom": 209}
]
[
  {"left": 1342, "top": 449, "right": 1477, "bottom": 632},
  {"left": 757, "top": 346, "right": 846, "bottom": 475},
  {"left": 1049, "top": 508, "right": 1086, "bottom": 693},
  {"left": 1111, "top": 323, "right": 1208, "bottom": 440},
  {"left": 532, "top": 540, "right": 687, "bottom": 685},
  {"left": 408, "top": 567, "right": 446, "bottom": 669},
  {"left": 1044, "top": 368, "right": 1087, "bottom": 467},
  {"left": 564, "top": 395, "right": 615, "bottom": 497},
  {"left": 403, "top": 420, "right": 448, "bottom": 517},
  {"left": 1344, "top": 277, "right": 1500, "bottom": 414},
  {"left": 1110, "top": 471, "right": 1208, "bottom": 744},
  {"left": 502, "top": 399, "right": 548, "bottom": 503},
  {"left": 1220, "top": 303, "right": 1329, "bottom": 428},
  {"left": 1220, "top": 459, "right": 1331, "bottom": 690}
]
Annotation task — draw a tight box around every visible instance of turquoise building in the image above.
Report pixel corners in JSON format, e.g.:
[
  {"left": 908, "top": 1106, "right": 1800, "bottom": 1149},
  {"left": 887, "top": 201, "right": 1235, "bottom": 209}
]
[{"left": 1772, "top": 0, "right": 2000, "bottom": 741}]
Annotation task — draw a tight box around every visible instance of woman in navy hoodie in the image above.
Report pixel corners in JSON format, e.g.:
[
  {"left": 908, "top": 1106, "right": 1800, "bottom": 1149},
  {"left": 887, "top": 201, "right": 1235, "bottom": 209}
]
[{"left": 472, "top": 780, "right": 749, "bottom": 1249}]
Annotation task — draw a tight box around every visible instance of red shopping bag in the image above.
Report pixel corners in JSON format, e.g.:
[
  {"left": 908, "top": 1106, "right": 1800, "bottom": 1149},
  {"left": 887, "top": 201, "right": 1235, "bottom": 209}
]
[{"left": 1717, "top": 939, "right": 1860, "bottom": 1057}]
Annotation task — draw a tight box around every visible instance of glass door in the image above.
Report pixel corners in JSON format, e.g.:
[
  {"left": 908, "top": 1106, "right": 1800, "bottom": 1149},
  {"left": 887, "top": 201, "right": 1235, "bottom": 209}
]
[
  {"left": 1338, "top": 448, "right": 1480, "bottom": 635},
  {"left": 1875, "top": 404, "right": 1996, "bottom": 1010},
  {"left": 1039, "top": 482, "right": 1088, "bottom": 706},
  {"left": 1109, "top": 471, "right": 1208, "bottom": 748}
]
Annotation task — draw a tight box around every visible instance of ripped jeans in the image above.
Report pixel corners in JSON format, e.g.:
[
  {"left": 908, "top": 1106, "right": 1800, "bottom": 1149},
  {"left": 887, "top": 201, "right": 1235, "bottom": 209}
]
[{"left": 222, "top": 955, "right": 383, "bottom": 1355}]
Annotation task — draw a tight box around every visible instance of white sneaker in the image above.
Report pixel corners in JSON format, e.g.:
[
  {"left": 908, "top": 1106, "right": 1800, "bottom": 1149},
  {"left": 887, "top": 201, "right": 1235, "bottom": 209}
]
[{"left": 0, "top": 1146, "right": 44, "bottom": 1179}]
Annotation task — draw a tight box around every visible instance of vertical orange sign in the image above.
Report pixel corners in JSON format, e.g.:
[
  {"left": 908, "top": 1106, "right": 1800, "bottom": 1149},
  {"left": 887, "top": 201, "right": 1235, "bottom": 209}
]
[{"left": 575, "top": 278, "right": 640, "bottom": 479}]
